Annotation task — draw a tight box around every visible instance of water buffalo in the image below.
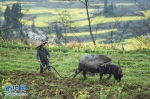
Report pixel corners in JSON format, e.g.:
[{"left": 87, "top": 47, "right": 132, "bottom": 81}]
[{"left": 73, "top": 54, "right": 123, "bottom": 82}]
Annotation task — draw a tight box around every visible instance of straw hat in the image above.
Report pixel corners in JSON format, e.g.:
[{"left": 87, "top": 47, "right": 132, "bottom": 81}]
[{"left": 37, "top": 41, "right": 47, "bottom": 48}]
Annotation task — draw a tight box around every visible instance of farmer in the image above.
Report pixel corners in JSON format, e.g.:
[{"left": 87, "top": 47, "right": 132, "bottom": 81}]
[{"left": 36, "top": 41, "right": 51, "bottom": 73}]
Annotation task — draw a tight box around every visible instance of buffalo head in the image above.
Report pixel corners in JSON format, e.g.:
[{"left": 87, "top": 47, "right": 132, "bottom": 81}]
[{"left": 115, "top": 61, "right": 123, "bottom": 82}]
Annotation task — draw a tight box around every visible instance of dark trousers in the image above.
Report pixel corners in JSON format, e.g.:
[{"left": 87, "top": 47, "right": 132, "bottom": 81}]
[{"left": 40, "top": 60, "right": 51, "bottom": 73}]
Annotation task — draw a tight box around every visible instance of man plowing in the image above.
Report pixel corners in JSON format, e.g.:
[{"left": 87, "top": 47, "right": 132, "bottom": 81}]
[{"left": 36, "top": 42, "right": 51, "bottom": 73}]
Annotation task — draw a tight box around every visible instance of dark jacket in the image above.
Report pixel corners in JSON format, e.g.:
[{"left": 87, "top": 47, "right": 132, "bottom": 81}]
[{"left": 36, "top": 48, "right": 50, "bottom": 61}]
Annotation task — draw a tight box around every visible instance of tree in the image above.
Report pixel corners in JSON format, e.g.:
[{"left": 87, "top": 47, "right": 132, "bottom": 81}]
[
  {"left": 79, "top": 0, "right": 96, "bottom": 47},
  {"left": 11, "top": 3, "right": 23, "bottom": 29},
  {"left": 44, "top": 6, "right": 80, "bottom": 45},
  {"left": 103, "top": 0, "right": 108, "bottom": 14},
  {"left": 3, "top": 2, "right": 32, "bottom": 40},
  {"left": 0, "top": 23, "right": 11, "bottom": 40},
  {"left": 102, "top": 0, "right": 115, "bottom": 17},
  {"left": 3, "top": 3, "right": 24, "bottom": 38},
  {"left": 31, "top": 19, "right": 36, "bottom": 32},
  {"left": 4, "top": 3, "right": 23, "bottom": 30},
  {"left": 1, "top": 3, "right": 12, "bottom": 40},
  {"left": 4, "top": 5, "right": 11, "bottom": 25},
  {"left": 54, "top": 23, "right": 63, "bottom": 45},
  {"left": 130, "top": 0, "right": 150, "bottom": 48}
]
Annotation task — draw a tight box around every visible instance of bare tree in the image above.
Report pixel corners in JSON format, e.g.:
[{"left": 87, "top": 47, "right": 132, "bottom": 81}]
[
  {"left": 130, "top": 0, "right": 150, "bottom": 48},
  {"left": 79, "top": 0, "right": 96, "bottom": 47},
  {"left": 43, "top": 2, "right": 80, "bottom": 45}
]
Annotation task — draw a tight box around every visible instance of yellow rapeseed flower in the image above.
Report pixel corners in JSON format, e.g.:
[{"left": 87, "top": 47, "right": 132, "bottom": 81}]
[
  {"left": 79, "top": 91, "right": 82, "bottom": 95},
  {"left": 81, "top": 95, "right": 87, "bottom": 98},
  {"left": 89, "top": 87, "right": 92, "bottom": 90},
  {"left": 138, "top": 88, "right": 142, "bottom": 92},
  {"left": 29, "top": 43, "right": 32, "bottom": 46},
  {"left": 107, "top": 89, "right": 110, "bottom": 92},
  {"left": 119, "top": 89, "right": 122, "bottom": 93},
  {"left": 100, "top": 92, "right": 103, "bottom": 95},
  {"left": 85, "top": 91, "right": 89, "bottom": 95},
  {"left": 1, "top": 86, "right": 4, "bottom": 89}
]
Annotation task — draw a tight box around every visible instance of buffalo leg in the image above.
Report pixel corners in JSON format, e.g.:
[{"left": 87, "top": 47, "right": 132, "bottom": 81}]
[
  {"left": 73, "top": 69, "right": 81, "bottom": 79},
  {"left": 107, "top": 74, "right": 112, "bottom": 80},
  {"left": 100, "top": 73, "right": 103, "bottom": 80},
  {"left": 83, "top": 71, "right": 87, "bottom": 80},
  {"left": 99, "top": 67, "right": 103, "bottom": 80}
]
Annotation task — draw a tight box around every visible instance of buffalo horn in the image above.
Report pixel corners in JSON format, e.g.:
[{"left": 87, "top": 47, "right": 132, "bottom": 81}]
[{"left": 117, "top": 60, "right": 123, "bottom": 75}]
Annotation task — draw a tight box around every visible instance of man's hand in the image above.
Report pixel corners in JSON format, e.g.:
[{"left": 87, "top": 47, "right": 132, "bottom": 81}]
[{"left": 38, "top": 60, "right": 41, "bottom": 62}]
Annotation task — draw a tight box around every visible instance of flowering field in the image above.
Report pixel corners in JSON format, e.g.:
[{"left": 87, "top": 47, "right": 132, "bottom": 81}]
[
  {"left": 22, "top": 10, "right": 147, "bottom": 27},
  {"left": 0, "top": 40, "right": 150, "bottom": 98},
  {"left": 1, "top": 1, "right": 150, "bottom": 46},
  {"left": 0, "top": 1, "right": 148, "bottom": 28}
]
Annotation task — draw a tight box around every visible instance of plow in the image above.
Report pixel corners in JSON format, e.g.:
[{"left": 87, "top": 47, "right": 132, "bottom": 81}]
[{"left": 39, "top": 61, "right": 74, "bottom": 79}]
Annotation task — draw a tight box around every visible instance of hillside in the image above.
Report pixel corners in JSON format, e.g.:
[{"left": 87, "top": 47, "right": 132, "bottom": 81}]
[
  {"left": 0, "top": 42, "right": 150, "bottom": 98},
  {"left": 0, "top": 0, "right": 150, "bottom": 98},
  {"left": 0, "top": 0, "right": 150, "bottom": 46}
]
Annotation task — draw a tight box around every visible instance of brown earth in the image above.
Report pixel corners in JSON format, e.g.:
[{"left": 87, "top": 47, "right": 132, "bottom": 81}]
[{"left": 0, "top": 71, "right": 149, "bottom": 99}]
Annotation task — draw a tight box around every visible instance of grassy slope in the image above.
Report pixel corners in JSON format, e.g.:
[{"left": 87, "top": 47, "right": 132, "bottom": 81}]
[{"left": 0, "top": 43, "right": 150, "bottom": 98}]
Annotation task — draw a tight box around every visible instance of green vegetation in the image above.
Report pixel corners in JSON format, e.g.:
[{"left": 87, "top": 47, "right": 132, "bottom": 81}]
[
  {"left": 0, "top": 1, "right": 150, "bottom": 98},
  {"left": 0, "top": 1, "right": 149, "bottom": 46},
  {"left": 0, "top": 40, "right": 150, "bottom": 98},
  {"left": 48, "top": 28, "right": 118, "bottom": 37},
  {"left": 0, "top": 2, "right": 148, "bottom": 28}
]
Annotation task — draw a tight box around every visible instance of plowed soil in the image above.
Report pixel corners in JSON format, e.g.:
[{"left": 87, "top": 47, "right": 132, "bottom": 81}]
[{"left": 0, "top": 71, "right": 149, "bottom": 99}]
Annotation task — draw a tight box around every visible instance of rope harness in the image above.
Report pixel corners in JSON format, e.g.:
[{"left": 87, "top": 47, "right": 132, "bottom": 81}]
[
  {"left": 100, "top": 61, "right": 112, "bottom": 72},
  {"left": 101, "top": 61, "right": 112, "bottom": 67}
]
